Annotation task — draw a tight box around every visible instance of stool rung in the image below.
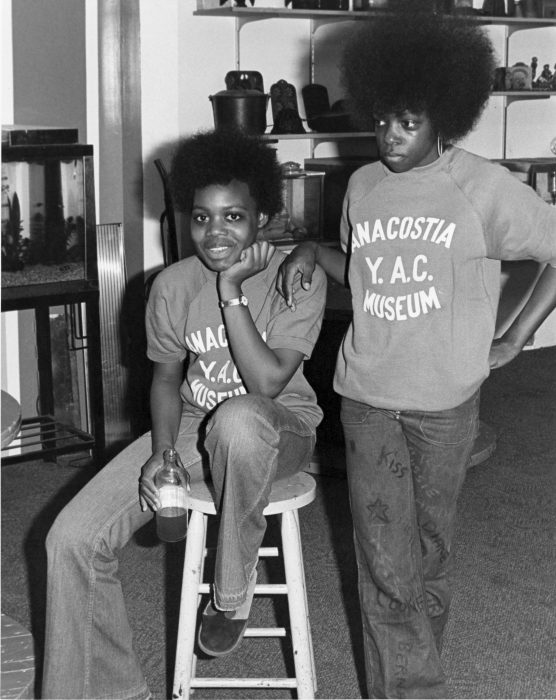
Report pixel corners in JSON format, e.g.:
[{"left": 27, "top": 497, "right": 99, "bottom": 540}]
[
  {"left": 197, "top": 583, "right": 288, "bottom": 595},
  {"left": 203, "top": 546, "right": 279, "bottom": 557},
  {"left": 191, "top": 677, "right": 297, "bottom": 689},
  {"left": 244, "top": 626, "right": 286, "bottom": 637}
]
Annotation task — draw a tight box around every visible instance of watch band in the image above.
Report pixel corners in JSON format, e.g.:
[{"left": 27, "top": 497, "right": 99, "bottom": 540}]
[{"left": 218, "top": 295, "right": 248, "bottom": 309}]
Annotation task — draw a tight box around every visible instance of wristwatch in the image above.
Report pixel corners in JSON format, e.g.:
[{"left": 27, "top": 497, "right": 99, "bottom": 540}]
[{"left": 219, "top": 295, "right": 248, "bottom": 309}]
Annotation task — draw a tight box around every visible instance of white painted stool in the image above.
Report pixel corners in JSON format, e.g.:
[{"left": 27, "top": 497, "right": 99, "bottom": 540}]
[{"left": 172, "top": 470, "right": 317, "bottom": 699}]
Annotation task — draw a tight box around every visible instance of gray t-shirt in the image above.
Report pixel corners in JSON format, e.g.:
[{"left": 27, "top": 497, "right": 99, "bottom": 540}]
[
  {"left": 335, "top": 146, "right": 556, "bottom": 411},
  {"left": 146, "top": 250, "right": 326, "bottom": 429}
]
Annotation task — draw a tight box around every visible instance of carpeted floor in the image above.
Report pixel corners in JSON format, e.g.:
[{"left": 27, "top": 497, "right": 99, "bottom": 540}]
[{"left": 1, "top": 347, "right": 555, "bottom": 699}]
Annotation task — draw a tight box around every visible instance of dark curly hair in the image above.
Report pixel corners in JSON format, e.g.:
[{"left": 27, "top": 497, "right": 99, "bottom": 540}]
[
  {"left": 169, "top": 129, "right": 283, "bottom": 218},
  {"left": 340, "top": 1, "right": 496, "bottom": 142}
]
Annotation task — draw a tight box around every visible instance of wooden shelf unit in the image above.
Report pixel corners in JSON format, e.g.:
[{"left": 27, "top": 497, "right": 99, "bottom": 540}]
[{"left": 194, "top": 7, "right": 555, "bottom": 158}]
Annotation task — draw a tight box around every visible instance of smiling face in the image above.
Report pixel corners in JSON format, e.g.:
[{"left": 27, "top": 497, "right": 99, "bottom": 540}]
[
  {"left": 374, "top": 110, "right": 439, "bottom": 173},
  {"left": 190, "top": 180, "right": 268, "bottom": 273}
]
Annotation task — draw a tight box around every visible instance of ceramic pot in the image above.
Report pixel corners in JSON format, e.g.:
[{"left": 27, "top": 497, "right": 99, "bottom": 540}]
[{"left": 209, "top": 89, "right": 269, "bottom": 134}]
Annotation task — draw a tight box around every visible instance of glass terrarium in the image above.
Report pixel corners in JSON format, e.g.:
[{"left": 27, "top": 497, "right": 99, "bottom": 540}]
[
  {"left": 1, "top": 143, "right": 96, "bottom": 294},
  {"left": 258, "top": 162, "right": 324, "bottom": 245}
]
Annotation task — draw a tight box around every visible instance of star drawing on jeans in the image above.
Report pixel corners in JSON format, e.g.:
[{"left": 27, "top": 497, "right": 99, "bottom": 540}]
[{"left": 367, "top": 497, "right": 390, "bottom": 524}]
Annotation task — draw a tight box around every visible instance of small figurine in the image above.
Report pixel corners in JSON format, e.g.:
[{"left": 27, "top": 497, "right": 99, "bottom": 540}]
[
  {"left": 270, "top": 80, "right": 305, "bottom": 134},
  {"left": 533, "top": 62, "right": 555, "bottom": 90},
  {"left": 505, "top": 62, "right": 532, "bottom": 90},
  {"left": 540, "top": 64, "right": 553, "bottom": 82},
  {"left": 531, "top": 56, "right": 538, "bottom": 81}
]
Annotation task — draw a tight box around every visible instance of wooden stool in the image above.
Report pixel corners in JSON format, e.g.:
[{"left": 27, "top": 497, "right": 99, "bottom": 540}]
[{"left": 172, "top": 470, "right": 317, "bottom": 699}]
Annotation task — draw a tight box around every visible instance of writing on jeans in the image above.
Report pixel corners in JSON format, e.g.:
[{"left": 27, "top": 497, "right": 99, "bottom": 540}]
[
  {"left": 367, "top": 497, "right": 390, "bottom": 524},
  {"left": 380, "top": 589, "right": 426, "bottom": 615},
  {"left": 421, "top": 519, "right": 449, "bottom": 563},
  {"left": 379, "top": 445, "right": 408, "bottom": 479},
  {"left": 395, "top": 640, "right": 413, "bottom": 695}
]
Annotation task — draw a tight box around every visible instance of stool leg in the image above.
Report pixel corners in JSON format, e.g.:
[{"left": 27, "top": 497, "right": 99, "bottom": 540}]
[
  {"left": 189, "top": 523, "right": 210, "bottom": 688},
  {"left": 281, "top": 510, "right": 316, "bottom": 699},
  {"left": 172, "top": 510, "right": 207, "bottom": 699},
  {"left": 296, "top": 510, "right": 318, "bottom": 694},
  {"left": 288, "top": 508, "right": 317, "bottom": 693}
]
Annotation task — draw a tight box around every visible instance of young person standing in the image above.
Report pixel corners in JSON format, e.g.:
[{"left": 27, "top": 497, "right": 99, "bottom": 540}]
[{"left": 278, "top": 5, "right": 556, "bottom": 697}]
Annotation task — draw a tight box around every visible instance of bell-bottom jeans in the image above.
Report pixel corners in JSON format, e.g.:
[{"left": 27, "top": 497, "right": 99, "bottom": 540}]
[
  {"left": 42, "top": 395, "right": 315, "bottom": 699},
  {"left": 340, "top": 390, "right": 480, "bottom": 699}
]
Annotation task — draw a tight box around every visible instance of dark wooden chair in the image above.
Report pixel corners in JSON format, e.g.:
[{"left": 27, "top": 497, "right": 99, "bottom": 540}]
[{"left": 154, "top": 158, "right": 180, "bottom": 267}]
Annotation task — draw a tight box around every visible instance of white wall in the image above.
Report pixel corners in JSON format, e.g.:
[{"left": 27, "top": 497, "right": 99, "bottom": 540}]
[
  {"left": 10, "top": 0, "right": 87, "bottom": 136},
  {"left": 2, "top": 0, "right": 14, "bottom": 125},
  {"left": 2, "top": 0, "right": 19, "bottom": 405},
  {"left": 139, "top": 0, "right": 181, "bottom": 276},
  {"left": 85, "top": 0, "right": 100, "bottom": 224}
]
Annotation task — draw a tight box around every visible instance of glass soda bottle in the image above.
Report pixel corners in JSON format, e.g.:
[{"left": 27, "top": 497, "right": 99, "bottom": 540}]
[{"left": 154, "top": 448, "right": 190, "bottom": 542}]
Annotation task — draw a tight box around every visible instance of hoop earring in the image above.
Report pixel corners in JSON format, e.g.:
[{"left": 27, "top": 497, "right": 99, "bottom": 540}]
[{"left": 437, "top": 136, "right": 444, "bottom": 156}]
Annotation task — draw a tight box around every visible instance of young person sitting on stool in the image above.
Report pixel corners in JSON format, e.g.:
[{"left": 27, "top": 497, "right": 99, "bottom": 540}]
[{"left": 42, "top": 129, "right": 326, "bottom": 699}]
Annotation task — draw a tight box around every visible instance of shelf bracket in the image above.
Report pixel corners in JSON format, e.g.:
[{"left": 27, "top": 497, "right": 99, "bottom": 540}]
[
  {"left": 500, "top": 92, "right": 553, "bottom": 158},
  {"left": 235, "top": 15, "right": 274, "bottom": 70}
]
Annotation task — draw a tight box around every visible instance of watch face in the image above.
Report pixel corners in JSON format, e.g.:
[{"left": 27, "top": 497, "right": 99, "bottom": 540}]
[{"left": 219, "top": 295, "right": 248, "bottom": 308}]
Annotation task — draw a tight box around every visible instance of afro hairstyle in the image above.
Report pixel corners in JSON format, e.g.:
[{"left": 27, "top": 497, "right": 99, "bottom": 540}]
[
  {"left": 340, "top": 0, "right": 497, "bottom": 142},
  {"left": 169, "top": 128, "right": 283, "bottom": 219}
]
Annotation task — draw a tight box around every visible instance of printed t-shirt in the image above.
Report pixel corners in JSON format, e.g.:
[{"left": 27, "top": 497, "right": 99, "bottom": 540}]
[
  {"left": 334, "top": 146, "right": 556, "bottom": 411},
  {"left": 146, "top": 250, "right": 326, "bottom": 429}
]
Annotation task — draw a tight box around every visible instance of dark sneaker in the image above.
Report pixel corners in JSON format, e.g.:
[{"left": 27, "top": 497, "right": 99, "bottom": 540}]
[{"left": 198, "top": 601, "right": 250, "bottom": 656}]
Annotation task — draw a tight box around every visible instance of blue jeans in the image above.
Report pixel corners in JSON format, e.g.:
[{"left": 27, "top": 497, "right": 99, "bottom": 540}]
[
  {"left": 340, "top": 391, "right": 480, "bottom": 699},
  {"left": 42, "top": 395, "right": 315, "bottom": 699}
]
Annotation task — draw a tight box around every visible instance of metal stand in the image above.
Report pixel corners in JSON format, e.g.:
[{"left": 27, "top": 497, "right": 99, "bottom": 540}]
[{"left": 1, "top": 282, "right": 105, "bottom": 466}]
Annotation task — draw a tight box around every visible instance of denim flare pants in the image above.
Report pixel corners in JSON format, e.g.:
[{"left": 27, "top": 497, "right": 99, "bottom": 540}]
[
  {"left": 42, "top": 395, "right": 315, "bottom": 699},
  {"left": 340, "top": 390, "right": 479, "bottom": 699}
]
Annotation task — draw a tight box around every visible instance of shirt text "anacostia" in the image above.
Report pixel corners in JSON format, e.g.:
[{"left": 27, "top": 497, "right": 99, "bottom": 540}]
[{"left": 351, "top": 216, "right": 455, "bottom": 251}]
